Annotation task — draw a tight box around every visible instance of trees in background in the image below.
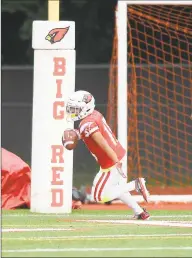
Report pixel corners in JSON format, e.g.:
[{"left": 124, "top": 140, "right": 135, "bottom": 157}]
[{"left": 2, "top": 0, "right": 116, "bottom": 64}]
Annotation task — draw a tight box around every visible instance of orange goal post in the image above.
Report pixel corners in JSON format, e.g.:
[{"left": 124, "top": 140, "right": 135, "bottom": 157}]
[{"left": 107, "top": 1, "right": 192, "bottom": 201}]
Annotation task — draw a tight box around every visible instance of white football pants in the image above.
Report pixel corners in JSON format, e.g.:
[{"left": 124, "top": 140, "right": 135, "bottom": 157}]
[{"left": 91, "top": 158, "right": 136, "bottom": 203}]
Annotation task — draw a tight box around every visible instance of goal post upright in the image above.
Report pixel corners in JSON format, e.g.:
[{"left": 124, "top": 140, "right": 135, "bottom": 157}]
[
  {"left": 48, "top": 0, "right": 60, "bottom": 21},
  {"left": 117, "top": 1, "right": 128, "bottom": 173}
]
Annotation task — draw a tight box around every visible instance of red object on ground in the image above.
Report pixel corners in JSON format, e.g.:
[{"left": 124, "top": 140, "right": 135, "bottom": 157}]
[
  {"left": 1, "top": 148, "right": 31, "bottom": 209},
  {"left": 72, "top": 200, "right": 82, "bottom": 209}
]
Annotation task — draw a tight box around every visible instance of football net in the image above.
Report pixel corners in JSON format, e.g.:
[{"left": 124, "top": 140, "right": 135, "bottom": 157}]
[{"left": 107, "top": 1, "right": 192, "bottom": 201}]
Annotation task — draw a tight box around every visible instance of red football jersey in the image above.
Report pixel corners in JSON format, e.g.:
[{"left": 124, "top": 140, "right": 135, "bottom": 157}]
[{"left": 79, "top": 110, "right": 126, "bottom": 169}]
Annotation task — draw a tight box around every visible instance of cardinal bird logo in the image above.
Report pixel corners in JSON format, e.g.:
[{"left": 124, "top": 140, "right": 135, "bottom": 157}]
[
  {"left": 45, "top": 27, "right": 69, "bottom": 44},
  {"left": 83, "top": 94, "right": 92, "bottom": 103}
]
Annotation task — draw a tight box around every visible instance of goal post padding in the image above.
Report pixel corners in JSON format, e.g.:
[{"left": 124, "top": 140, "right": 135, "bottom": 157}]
[
  {"left": 31, "top": 21, "right": 76, "bottom": 213},
  {"left": 107, "top": 1, "right": 192, "bottom": 201}
]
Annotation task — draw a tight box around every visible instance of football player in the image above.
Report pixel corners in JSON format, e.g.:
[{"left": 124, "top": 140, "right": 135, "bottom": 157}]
[{"left": 66, "top": 90, "right": 150, "bottom": 220}]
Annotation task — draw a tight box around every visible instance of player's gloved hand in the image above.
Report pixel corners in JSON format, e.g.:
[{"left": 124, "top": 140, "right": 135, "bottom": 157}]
[{"left": 115, "top": 161, "right": 127, "bottom": 178}]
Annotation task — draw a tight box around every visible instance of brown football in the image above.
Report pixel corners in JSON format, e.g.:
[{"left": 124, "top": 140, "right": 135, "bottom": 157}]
[{"left": 62, "top": 129, "right": 79, "bottom": 150}]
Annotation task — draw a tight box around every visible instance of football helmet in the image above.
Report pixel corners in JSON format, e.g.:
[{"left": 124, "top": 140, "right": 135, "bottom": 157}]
[{"left": 66, "top": 90, "right": 95, "bottom": 121}]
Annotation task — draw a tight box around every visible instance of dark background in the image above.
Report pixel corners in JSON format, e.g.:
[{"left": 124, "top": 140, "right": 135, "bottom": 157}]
[
  {"left": 2, "top": 0, "right": 117, "bottom": 65},
  {"left": 2, "top": 0, "right": 117, "bottom": 186}
]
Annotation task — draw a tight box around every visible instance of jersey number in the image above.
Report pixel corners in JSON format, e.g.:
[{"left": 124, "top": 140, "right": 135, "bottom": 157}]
[{"left": 102, "top": 118, "right": 118, "bottom": 146}]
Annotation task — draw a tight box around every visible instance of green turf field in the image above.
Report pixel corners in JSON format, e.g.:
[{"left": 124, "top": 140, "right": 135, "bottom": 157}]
[{"left": 2, "top": 209, "right": 192, "bottom": 257}]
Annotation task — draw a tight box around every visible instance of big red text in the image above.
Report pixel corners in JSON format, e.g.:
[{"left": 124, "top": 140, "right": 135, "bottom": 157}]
[{"left": 51, "top": 57, "right": 66, "bottom": 208}]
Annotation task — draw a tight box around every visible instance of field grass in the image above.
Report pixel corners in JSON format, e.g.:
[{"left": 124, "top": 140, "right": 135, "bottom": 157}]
[{"left": 2, "top": 208, "right": 192, "bottom": 257}]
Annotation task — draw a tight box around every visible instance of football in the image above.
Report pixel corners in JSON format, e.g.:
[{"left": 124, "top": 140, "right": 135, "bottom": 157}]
[{"left": 62, "top": 129, "right": 79, "bottom": 150}]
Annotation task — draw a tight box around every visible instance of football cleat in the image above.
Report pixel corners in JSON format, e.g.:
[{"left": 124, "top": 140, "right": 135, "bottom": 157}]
[
  {"left": 135, "top": 178, "right": 150, "bottom": 203},
  {"left": 134, "top": 208, "right": 150, "bottom": 220}
]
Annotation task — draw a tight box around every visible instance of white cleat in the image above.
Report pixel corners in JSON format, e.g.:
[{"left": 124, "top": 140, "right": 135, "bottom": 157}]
[{"left": 135, "top": 178, "right": 150, "bottom": 203}]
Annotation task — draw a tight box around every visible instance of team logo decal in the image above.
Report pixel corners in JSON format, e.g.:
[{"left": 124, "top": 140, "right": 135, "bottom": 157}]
[
  {"left": 45, "top": 27, "right": 69, "bottom": 44},
  {"left": 83, "top": 94, "right": 92, "bottom": 103}
]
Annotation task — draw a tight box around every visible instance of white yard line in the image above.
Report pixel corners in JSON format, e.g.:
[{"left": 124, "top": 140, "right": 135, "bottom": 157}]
[
  {"left": 2, "top": 247, "right": 192, "bottom": 253},
  {"left": 3, "top": 214, "right": 192, "bottom": 218},
  {"left": 2, "top": 228, "right": 74, "bottom": 232},
  {"left": 2, "top": 225, "right": 73, "bottom": 227},
  {"left": 2, "top": 233, "right": 192, "bottom": 241},
  {"left": 3, "top": 220, "right": 192, "bottom": 227},
  {"left": 77, "top": 219, "right": 192, "bottom": 228}
]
